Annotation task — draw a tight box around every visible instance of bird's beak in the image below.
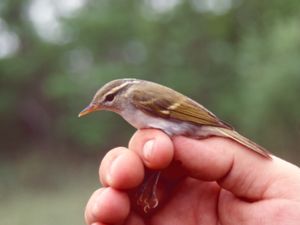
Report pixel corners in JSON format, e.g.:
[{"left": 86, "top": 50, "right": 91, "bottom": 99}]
[{"left": 78, "top": 104, "right": 98, "bottom": 117}]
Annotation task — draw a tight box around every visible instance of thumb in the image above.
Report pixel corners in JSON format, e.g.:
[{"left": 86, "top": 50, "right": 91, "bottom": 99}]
[
  {"left": 129, "top": 129, "right": 300, "bottom": 201},
  {"left": 173, "top": 136, "right": 300, "bottom": 200}
]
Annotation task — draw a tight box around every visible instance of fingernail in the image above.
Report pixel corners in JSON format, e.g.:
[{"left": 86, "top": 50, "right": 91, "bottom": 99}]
[{"left": 143, "top": 139, "right": 154, "bottom": 161}]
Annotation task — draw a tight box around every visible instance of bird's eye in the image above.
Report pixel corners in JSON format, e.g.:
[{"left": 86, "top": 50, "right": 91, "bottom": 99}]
[{"left": 104, "top": 93, "right": 115, "bottom": 102}]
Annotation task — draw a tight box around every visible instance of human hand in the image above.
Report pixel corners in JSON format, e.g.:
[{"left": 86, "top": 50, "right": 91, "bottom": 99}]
[{"left": 85, "top": 129, "right": 300, "bottom": 225}]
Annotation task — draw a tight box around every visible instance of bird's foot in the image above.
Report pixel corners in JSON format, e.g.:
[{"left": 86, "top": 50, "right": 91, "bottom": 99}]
[{"left": 136, "top": 171, "right": 161, "bottom": 213}]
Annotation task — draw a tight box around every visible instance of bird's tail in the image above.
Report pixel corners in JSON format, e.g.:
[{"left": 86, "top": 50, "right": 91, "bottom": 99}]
[{"left": 203, "top": 127, "right": 271, "bottom": 159}]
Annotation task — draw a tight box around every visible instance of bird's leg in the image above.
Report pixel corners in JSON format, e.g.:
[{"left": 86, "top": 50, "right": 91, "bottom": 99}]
[{"left": 136, "top": 171, "right": 161, "bottom": 213}]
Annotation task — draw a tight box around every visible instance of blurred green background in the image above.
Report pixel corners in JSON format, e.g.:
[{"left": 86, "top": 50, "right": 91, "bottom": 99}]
[{"left": 1, "top": 0, "right": 300, "bottom": 224}]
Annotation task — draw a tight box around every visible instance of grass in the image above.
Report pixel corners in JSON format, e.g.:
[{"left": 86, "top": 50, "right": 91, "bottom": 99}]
[{"left": 0, "top": 151, "right": 101, "bottom": 225}]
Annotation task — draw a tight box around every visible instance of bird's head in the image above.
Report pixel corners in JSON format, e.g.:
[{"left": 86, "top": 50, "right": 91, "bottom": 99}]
[{"left": 78, "top": 78, "right": 139, "bottom": 117}]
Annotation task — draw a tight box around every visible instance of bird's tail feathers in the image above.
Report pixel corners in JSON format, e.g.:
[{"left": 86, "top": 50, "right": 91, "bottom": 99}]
[{"left": 203, "top": 127, "right": 271, "bottom": 159}]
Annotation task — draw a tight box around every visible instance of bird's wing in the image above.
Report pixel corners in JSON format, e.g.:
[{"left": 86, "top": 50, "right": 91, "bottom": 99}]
[{"left": 130, "top": 84, "right": 232, "bottom": 129}]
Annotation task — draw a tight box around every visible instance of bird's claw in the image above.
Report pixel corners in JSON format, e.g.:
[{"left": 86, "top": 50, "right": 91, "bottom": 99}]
[{"left": 137, "top": 189, "right": 159, "bottom": 213}]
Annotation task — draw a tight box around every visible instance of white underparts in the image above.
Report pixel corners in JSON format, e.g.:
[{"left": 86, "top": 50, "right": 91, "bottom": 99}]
[{"left": 119, "top": 105, "right": 219, "bottom": 138}]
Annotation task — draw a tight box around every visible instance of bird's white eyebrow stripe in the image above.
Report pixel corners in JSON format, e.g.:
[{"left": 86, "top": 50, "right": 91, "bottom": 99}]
[{"left": 106, "top": 80, "right": 138, "bottom": 96}]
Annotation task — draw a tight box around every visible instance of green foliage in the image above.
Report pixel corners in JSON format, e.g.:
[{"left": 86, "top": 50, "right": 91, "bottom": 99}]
[
  {"left": 0, "top": 0, "right": 299, "bottom": 162},
  {"left": 236, "top": 17, "right": 300, "bottom": 155}
]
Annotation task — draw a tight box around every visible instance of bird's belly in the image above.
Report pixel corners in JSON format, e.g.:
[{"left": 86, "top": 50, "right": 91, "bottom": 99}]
[{"left": 121, "top": 109, "right": 199, "bottom": 136}]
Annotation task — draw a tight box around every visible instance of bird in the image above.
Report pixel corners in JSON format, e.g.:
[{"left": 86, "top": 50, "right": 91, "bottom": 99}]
[{"left": 78, "top": 78, "right": 271, "bottom": 213}]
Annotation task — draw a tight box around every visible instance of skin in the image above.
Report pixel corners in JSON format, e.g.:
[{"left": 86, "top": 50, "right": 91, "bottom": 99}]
[{"left": 85, "top": 129, "right": 300, "bottom": 225}]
